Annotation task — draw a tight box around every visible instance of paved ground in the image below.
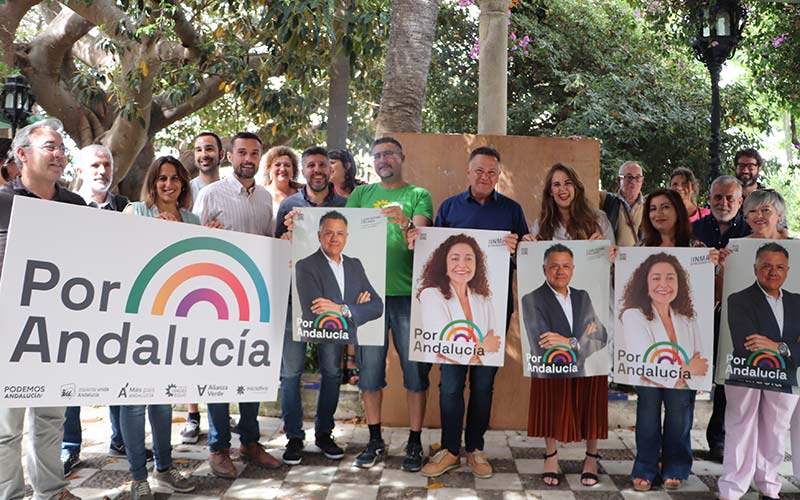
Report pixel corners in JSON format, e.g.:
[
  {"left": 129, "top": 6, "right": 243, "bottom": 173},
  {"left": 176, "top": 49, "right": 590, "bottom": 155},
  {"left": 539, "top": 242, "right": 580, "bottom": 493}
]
[{"left": 19, "top": 406, "right": 800, "bottom": 500}]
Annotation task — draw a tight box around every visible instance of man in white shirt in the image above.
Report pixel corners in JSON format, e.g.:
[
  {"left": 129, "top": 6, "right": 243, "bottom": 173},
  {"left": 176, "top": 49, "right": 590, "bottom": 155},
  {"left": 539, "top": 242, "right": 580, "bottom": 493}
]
[
  {"left": 191, "top": 132, "right": 278, "bottom": 477},
  {"left": 75, "top": 145, "right": 129, "bottom": 211},
  {"left": 189, "top": 132, "right": 224, "bottom": 206}
]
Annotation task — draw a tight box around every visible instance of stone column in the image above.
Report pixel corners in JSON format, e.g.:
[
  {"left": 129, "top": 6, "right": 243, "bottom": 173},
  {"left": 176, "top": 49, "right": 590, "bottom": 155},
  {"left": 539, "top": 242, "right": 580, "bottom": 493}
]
[{"left": 478, "top": 0, "right": 509, "bottom": 135}]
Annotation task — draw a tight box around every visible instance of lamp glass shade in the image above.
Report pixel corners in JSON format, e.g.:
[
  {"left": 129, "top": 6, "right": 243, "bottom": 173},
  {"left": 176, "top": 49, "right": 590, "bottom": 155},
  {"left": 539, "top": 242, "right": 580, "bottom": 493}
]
[{"left": 717, "top": 10, "right": 731, "bottom": 37}]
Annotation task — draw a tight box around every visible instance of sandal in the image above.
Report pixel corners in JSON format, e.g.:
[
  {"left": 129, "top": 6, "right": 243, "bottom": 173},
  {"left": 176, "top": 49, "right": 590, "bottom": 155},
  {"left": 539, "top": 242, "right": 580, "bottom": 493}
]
[
  {"left": 664, "top": 478, "right": 682, "bottom": 490},
  {"left": 542, "top": 450, "right": 561, "bottom": 487},
  {"left": 632, "top": 478, "right": 651, "bottom": 492},
  {"left": 581, "top": 452, "right": 601, "bottom": 486}
]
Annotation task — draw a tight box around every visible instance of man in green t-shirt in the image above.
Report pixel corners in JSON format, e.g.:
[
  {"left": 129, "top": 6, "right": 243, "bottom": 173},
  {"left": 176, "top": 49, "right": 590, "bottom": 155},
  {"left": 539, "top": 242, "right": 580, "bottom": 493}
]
[{"left": 346, "top": 137, "right": 433, "bottom": 472}]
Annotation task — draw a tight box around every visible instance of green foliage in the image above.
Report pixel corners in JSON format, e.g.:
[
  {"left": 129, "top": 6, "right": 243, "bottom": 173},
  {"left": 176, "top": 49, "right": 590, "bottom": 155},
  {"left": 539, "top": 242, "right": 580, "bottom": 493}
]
[
  {"left": 424, "top": 0, "right": 771, "bottom": 194},
  {"left": 762, "top": 162, "right": 800, "bottom": 234}
]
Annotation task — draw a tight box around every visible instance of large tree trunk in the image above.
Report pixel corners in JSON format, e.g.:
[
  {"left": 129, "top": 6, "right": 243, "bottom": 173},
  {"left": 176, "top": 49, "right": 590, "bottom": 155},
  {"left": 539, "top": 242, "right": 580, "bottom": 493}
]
[
  {"left": 326, "top": 0, "right": 351, "bottom": 150},
  {"left": 375, "top": 0, "right": 440, "bottom": 136}
]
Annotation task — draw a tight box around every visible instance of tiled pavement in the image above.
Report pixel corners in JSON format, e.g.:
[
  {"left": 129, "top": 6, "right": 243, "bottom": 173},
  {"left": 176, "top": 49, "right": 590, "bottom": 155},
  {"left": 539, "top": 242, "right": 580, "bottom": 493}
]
[{"left": 21, "top": 406, "right": 800, "bottom": 500}]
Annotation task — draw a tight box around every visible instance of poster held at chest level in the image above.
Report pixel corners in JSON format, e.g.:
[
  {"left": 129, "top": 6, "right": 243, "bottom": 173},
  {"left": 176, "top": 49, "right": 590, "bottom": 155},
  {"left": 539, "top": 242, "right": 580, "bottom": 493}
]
[
  {"left": 518, "top": 240, "right": 611, "bottom": 378},
  {"left": 715, "top": 238, "right": 800, "bottom": 393},
  {"left": 291, "top": 207, "right": 386, "bottom": 345},
  {"left": 613, "top": 247, "right": 714, "bottom": 391},
  {"left": 409, "top": 227, "right": 510, "bottom": 366},
  {"left": 0, "top": 197, "right": 291, "bottom": 407}
]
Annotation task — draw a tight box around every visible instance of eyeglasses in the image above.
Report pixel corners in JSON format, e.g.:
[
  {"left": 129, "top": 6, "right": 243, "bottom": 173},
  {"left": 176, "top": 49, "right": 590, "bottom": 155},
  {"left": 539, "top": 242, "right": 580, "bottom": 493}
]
[
  {"left": 735, "top": 162, "right": 759, "bottom": 169},
  {"left": 619, "top": 174, "right": 643, "bottom": 182},
  {"left": 24, "top": 144, "right": 69, "bottom": 155},
  {"left": 373, "top": 150, "right": 400, "bottom": 160}
]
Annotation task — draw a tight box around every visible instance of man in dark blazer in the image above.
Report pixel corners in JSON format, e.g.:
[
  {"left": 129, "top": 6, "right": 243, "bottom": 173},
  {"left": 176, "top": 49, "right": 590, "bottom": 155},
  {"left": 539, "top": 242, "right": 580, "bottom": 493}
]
[
  {"left": 727, "top": 242, "right": 800, "bottom": 391},
  {"left": 295, "top": 210, "right": 383, "bottom": 345},
  {"left": 521, "top": 243, "right": 607, "bottom": 377}
]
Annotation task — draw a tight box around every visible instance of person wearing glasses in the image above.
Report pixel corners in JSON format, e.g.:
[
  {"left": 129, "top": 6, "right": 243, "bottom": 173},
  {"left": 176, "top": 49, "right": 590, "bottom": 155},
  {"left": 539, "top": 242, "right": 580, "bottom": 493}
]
[
  {"left": 345, "top": 137, "right": 433, "bottom": 471},
  {"left": 0, "top": 150, "right": 21, "bottom": 185},
  {"left": 0, "top": 119, "right": 86, "bottom": 500},
  {"left": 733, "top": 148, "right": 764, "bottom": 199},
  {"left": 599, "top": 161, "right": 644, "bottom": 247}
]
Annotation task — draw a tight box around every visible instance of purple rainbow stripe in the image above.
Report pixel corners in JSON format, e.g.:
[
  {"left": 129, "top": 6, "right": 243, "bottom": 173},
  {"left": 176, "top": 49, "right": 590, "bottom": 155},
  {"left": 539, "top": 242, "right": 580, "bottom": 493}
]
[
  {"left": 550, "top": 353, "right": 571, "bottom": 364},
  {"left": 176, "top": 288, "right": 229, "bottom": 320},
  {"left": 656, "top": 355, "right": 678, "bottom": 364}
]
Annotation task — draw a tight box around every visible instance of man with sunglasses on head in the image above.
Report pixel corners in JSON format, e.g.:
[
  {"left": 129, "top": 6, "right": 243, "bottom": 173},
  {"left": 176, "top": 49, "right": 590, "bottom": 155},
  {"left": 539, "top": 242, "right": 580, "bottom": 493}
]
[
  {"left": 599, "top": 161, "right": 644, "bottom": 247},
  {"left": 345, "top": 137, "right": 433, "bottom": 472},
  {"left": 0, "top": 119, "right": 85, "bottom": 500}
]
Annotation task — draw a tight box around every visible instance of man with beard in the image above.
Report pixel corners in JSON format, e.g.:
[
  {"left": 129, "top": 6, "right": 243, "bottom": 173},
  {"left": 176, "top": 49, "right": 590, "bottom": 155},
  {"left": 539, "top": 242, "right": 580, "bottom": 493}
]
[
  {"left": 273, "top": 147, "right": 350, "bottom": 464},
  {"left": 75, "top": 145, "right": 129, "bottom": 210},
  {"left": 692, "top": 175, "right": 751, "bottom": 463},
  {"left": 182, "top": 131, "right": 225, "bottom": 442},
  {"left": 192, "top": 132, "right": 279, "bottom": 477},
  {"left": 734, "top": 148, "right": 764, "bottom": 199},
  {"left": 190, "top": 132, "right": 224, "bottom": 205},
  {"left": 345, "top": 137, "right": 433, "bottom": 472}
]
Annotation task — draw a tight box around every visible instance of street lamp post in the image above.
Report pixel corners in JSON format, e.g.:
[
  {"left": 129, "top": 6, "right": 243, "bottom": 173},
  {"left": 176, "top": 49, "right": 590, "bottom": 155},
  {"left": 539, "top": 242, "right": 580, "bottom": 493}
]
[
  {"left": 690, "top": 0, "right": 747, "bottom": 185},
  {"left": 1, "top": 75, "right": 35, "bottom": 138}
]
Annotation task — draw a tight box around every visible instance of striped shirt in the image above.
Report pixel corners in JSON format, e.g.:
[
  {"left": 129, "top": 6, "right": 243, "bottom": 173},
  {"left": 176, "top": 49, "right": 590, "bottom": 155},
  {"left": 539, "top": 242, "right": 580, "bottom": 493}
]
[{"left": 192, "top": 174, "right": 274, "bottom": 236}]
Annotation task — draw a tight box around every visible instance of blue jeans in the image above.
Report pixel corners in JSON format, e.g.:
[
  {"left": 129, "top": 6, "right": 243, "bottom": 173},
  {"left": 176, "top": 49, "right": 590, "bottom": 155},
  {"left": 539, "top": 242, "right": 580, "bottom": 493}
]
[
  {"left": 207, "top": 402, "right": 260, "bottom": 452},
  {"left": 357, "top": 296, "right": 431, "bottom": 393},
  {"left": 119, "top": 405, "right": 172, "bottom": 481},
  {"left": 439, "top": 364, "right": 498, "bottom": 455},
  {"left": 632, "top": 386, "right": 696, "bottom": 481},
  {"left": 62, "top": 406, "right": 123, "bottom": 455},
  {"left": 280, "top": 305, "right": 342, "bottom": 440}
]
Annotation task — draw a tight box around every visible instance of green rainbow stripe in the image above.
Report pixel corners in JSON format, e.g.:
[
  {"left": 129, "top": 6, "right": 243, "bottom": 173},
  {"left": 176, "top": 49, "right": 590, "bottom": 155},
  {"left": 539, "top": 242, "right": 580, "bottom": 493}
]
[
  {"left": 747, "top": 349, "right": 786, "bottom": 369},
  {"left": 543, "top": 346, "right": 577, "bottom": 364},
  {"left": 642, "top": 341, "right": 691, "bottom": 366},
  {"left": 438, "top": 319, "right": 484, "bottom": 343},
  {"left": 125, "top": 237, "right": 270, "bottom": 322},
  {"left": 314, "top": 311, "right": 349, "bottom": 330}
]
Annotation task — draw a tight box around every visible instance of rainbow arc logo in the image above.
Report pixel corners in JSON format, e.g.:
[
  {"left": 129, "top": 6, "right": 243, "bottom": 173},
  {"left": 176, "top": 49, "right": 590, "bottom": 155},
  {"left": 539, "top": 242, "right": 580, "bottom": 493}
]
[
  {"left": 438, "top": 319, "right": 484, "bottom": 343},
  {"left": 543, "top": 346, "right": 577, "bottom": 365},
  {"left": 314, "top": 312, "right": 349, "bottom": 331},
  {"left": 747, "top": 349, "right": 785, "bottom": 369},
  {"left": 125, "top": 237, "right": 270, "bottom": 322},
  {"left": 642, "top": 341, "right": 690, "bottom": 366}
]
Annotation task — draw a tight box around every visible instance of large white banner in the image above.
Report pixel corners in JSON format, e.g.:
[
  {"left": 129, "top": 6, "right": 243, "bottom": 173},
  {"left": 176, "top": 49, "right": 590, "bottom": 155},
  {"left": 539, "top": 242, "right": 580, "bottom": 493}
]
[
  {"left": 613, "top": 247, "right": 715, "bottom": 391},
  {"left": 291, "top": 207, "right": 386, "bottom": 345},
  {"left": 0, "top": 197, "right": 291, "bottom": 407},
  {"left": 408, "top": 227, "right": 510, "bottom": 366},
  {"left": 517, "top": 240, "right": 611, "bottom": 378},
  {"left": 715, "top": 239, "right": 800, "bottom": 393}
]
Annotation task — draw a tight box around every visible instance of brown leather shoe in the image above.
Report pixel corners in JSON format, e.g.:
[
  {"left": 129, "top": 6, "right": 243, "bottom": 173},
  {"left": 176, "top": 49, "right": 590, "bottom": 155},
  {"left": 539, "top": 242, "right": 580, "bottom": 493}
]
[
  {"left": 240, "top": 442, "right": 281, "bottom": 469},
  {"left": 208, "top": 449, "right": 237, "bottom": 478}
]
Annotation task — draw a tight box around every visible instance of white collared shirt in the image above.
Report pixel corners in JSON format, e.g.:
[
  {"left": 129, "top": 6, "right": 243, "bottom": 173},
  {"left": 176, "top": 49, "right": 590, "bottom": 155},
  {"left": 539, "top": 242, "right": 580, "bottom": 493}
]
[
  {"left": 192, "top": 174, "right": 274, "bottom": 236},
  {"left": 547, "top": 282, "right": 573, "bottom": 332},
  {"left": 758, "top": 283, "right": 785, "bottom": 336},
  {"left": 324, "top": 251, "right": 345, "bottom": 298}
]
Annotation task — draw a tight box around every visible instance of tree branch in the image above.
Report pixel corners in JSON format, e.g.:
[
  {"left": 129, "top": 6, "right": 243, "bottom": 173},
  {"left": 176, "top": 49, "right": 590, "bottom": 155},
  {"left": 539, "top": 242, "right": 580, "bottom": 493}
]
[
  {"left": 0, "top": 0, "right": 43, "bottom": 67},
  {"left": 61, "top": 0, "right": 131, "bottom": 43},
  {"left": 150, "top": 75, "right": 225, "bottom": 131}
]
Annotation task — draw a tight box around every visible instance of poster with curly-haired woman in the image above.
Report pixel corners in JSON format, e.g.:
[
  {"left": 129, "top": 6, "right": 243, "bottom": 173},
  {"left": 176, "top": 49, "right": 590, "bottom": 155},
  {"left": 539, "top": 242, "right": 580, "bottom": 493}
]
[
  {"left": 408, "top": 227, "right": 510, "bottom": 366},
  {"left": 614, "top": 247, "right": 714, "bottom": 391}
]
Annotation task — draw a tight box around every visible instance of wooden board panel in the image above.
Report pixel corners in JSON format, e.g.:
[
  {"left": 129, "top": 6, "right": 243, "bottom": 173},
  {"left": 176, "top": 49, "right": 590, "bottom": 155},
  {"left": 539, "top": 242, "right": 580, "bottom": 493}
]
[{"left": 377, "top": 133, "right": 601, "bottom": 430}]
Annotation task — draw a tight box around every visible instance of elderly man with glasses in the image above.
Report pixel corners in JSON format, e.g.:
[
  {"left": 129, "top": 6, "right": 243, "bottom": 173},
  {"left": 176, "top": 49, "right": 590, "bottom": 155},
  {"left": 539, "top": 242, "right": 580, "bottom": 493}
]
[{"left": 599, "top": 161, "right": 645, "bottom": 247}]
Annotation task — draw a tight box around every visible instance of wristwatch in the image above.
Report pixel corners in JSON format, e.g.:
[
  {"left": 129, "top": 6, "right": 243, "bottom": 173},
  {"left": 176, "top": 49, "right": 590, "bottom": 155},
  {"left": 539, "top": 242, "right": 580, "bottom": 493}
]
[
  {"left": 779, "top": 342, "right": 790, "bottom": 358},
  {"left": 403, "top": 218, "right": 414, "bottom": 231},
  {"left": 341, "top": 304, "right": 352, "bottom": 319},
  {"left": 569, "top": 337, "right": 579, "bottom": 352}
]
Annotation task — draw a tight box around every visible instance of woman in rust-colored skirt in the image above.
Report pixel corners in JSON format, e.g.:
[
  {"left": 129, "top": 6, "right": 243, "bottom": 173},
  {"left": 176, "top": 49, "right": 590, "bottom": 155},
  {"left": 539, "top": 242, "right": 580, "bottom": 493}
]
[{"left": 522, "top": 163, "right": 614, "bottom": 488}]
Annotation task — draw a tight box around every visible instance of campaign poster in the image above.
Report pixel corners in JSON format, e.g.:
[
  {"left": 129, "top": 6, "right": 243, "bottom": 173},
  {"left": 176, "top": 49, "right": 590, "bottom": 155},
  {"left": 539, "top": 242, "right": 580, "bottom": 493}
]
[
  {"left": 517, "top": 240, "right": 611, "bottom": 378},
  {"left": 408, "top": 227, "right": 510, "bottom": 366},
  {"left": 291, "top": 207, "right": 386, "bottom": 345},
  {"left": 614, "top": 247, "right": 714, "bottom": 391},
  {"left": 715, "top": 238, "right": 800, "bottom": 393},
  {"left": 0, "top": 197, "right": 291, "bottom": 407}
]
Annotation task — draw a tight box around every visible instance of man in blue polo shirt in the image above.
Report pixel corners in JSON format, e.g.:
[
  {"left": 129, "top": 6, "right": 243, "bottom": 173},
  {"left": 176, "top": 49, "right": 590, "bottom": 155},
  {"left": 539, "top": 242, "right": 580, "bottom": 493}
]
[{"left": 414, "top": 146, "right": 527, "bottom": 479}]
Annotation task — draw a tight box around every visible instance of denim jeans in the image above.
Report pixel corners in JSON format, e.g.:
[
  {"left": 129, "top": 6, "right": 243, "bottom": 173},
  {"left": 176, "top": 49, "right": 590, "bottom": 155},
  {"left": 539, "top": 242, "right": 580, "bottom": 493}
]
[
  {"left": 357, "top": 296, "right": 431, "bottom": 393},
  {"left": 207, "top": 402, "right": 260, "bottom": 452},
  {"left": 0, "top": 407, "right": 68, "bottom": 500},
  {"left": 119, "top": 405, "right": 172, "bottom": 481},
  {"left": 439, "top": 364, "right": 498, "bottom": 455},
  {"left": 632, "top": 386, "right": 696, "bottom": 481},
  {"left": 280, "top": 304, "right": 343, "bottom": 440},
  {"left": 62, "top": 406, "right": 124, "bottom": 455}
]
